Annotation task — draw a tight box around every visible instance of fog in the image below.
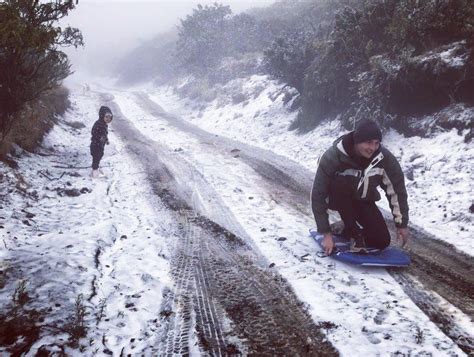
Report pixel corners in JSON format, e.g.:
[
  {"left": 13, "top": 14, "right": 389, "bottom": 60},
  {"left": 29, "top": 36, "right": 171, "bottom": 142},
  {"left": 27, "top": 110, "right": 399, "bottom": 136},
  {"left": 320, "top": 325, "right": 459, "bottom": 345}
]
[{"left": 62, "top": 0, "right": 275, "bottom": 77}]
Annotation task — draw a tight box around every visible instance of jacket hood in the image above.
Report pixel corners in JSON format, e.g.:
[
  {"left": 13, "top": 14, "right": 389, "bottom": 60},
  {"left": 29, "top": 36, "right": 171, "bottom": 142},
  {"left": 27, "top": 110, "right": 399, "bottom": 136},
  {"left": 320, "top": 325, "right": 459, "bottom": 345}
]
[
  {"left": 332, "top": 132, "right": 350, "bottom": 156},
  {"left": 333, "top": 132, "right": 382, "bottom": 166},
  {"left": 99, "top": 106, "right": 112, "bottom": 119}
]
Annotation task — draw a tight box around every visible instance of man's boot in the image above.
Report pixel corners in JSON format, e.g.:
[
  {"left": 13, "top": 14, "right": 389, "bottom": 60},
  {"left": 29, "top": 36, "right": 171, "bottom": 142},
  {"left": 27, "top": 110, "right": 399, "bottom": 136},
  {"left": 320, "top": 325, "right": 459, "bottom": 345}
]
[{"left": 349, "top": 231, "right": 368, "bottom": 254}]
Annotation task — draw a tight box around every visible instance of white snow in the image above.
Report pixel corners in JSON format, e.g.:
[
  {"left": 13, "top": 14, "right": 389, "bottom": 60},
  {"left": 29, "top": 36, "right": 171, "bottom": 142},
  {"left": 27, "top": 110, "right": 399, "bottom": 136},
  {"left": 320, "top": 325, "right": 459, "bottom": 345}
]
[
  {"left": 144, "top": 75, "right": 473, "bottom": 254},
  {"left": 438, "top": 41, "right": 468, "bottom": 67},
  {"left": 109, "top": 87, "right": 468, "bottom": 355},
  {"left": 0, "top": 75, "right": 472, "bottom": 356},
  {"left": 417, "top": 41, "right": 468, "bottom": 68},
  {"left": 0, "top": 92, "right": 179, "bottom": 355}
]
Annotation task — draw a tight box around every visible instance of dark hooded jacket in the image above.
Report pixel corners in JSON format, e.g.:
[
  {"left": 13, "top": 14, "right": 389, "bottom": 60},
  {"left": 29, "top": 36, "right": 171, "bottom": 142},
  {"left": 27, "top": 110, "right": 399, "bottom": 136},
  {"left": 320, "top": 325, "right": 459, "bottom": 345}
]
[
  {"left": 90, "top": 106, "right": 111, "bottom": 153},
  {"left": 311, "top": 132, "right": 409, "bottom": 233}
]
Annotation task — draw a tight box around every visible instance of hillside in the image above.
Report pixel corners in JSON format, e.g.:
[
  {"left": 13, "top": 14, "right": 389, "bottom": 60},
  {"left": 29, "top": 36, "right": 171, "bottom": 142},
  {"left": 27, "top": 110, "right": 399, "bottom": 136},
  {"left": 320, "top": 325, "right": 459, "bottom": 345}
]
[{"left": 116, "top": 0, "right": 474, "bottom": 140}]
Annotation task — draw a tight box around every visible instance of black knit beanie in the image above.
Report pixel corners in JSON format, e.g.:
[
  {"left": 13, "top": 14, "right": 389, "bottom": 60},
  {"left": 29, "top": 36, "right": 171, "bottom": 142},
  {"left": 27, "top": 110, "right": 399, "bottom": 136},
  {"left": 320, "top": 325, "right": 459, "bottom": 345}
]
[
  {"left": 99, "top": 106, "right": 112, "bottom": 119},
  {"left": 353, "top": 119, "right": 382, "bottom": 143}
]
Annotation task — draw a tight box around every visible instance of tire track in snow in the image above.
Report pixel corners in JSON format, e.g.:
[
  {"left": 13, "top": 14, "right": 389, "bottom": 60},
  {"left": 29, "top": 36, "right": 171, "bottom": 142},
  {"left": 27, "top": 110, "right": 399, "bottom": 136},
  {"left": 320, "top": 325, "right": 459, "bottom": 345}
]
[
  {"left": 102, "top": 94, "right": 339, "bottom": 356},
  {"left": 132, "top": 91, "right": 474, "bottom": 354},
  {"left": 76, "top": 102, "right": 178, "bottom": 354}
]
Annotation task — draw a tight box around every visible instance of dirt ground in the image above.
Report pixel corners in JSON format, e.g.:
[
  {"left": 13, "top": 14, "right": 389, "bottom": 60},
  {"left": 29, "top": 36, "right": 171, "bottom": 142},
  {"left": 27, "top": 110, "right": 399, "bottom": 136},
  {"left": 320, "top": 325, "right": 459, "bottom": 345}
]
[{"left": 124, "top": 93, "right": 474, "bottom": 354}]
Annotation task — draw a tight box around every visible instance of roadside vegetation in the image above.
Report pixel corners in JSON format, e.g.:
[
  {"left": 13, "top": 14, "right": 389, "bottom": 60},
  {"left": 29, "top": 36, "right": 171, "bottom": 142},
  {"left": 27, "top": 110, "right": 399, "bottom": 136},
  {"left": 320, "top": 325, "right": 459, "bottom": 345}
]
[
  {"left": 117, "top": 0, "right": 474, "bottom": 141},
  {"left": 0, "top": 0, "right": 83, "bottom": 161},
  {"left": 0, "top": 1, "right": 82, "bottom": 352}
]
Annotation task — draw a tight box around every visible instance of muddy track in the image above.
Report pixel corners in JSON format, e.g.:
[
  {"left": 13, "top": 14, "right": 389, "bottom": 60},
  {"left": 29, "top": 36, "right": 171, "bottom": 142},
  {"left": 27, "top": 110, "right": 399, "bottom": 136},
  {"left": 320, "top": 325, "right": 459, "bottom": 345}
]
[
  {"left": 158, "top": 212, "right": 228, "bottom": 356},
  {"left": 386, "top": 220, "right": 474, "bottom": 318},
  {"left": 391, "top": 271, "right": 474, "bottom": 354},
  {"left": 133, "top": 94, "right": 311, "bottom": 212},
  {"left": 103, "top": 96, "right": 338, "bottom": 355},
  {"left": 159, "top": 209, "right": 336, "bottom": 355},
  {"left": 130, "top": 92, "right": 474, "bottom": 352},
  {"left": 386, "top": 222, "right": 474, "bottom": 354}
]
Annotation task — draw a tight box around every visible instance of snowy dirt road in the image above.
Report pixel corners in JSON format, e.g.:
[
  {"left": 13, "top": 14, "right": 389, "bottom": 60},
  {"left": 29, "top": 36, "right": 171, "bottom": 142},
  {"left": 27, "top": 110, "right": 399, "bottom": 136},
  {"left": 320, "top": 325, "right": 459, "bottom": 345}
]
[
  {"left": 107, "top": 89, "right": 472, "bottom": 355},
  {"left": 105, "top": 96, "right": 337, "bottom": 355},
  {"left": 118, "top": 91, "right": 474, "bottom": 354},
  {"left": 0, "top": 87, "right": 472, "bottom": 356}
]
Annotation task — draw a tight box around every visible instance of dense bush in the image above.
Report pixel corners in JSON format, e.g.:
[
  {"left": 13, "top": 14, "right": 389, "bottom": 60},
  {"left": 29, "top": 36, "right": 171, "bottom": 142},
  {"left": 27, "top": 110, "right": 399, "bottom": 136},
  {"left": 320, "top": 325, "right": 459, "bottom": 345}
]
[
  {"left": 0, "top": 0, "right": 82, "bottom": 145},
  {"left": 293, "top": 0, "right": 474, "bottom": 132},
  {"left": 263, "top": 31, "right": 316, "bottom": 94},
  {"left": 174, "top": 3, "right": 278, "bottom": 77},
  {"left": 227, "top": 13, "right": 263, "bottom": 54},
  {"left": 175, "top": 3, "right": 233, "bottom": 75},
  {"left": 262, "top": 0, "right": 350, "bottom": 95}
]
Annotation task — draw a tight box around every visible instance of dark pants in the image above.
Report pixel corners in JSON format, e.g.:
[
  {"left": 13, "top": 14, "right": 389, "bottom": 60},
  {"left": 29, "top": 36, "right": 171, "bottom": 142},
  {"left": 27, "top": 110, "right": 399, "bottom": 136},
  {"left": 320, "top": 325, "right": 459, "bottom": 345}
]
[
  {"left": 90, "top": 146, "right": 104, "bottom": 170},
  {"left": 328, "top": 175, "right": 390, "bottom": 249}
]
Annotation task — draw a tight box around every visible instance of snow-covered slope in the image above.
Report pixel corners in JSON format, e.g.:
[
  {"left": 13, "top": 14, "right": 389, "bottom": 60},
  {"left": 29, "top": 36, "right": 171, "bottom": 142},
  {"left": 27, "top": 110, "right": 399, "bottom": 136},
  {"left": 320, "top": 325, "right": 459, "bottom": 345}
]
[
  {"left": 144, "top": 74, "right": 473, "bottom": 256},
  {"left": 0, "top": 81, "right": 471, "bottom": 355},
  {"left": 109, "top": 87, "right": 469, "bottom": 356},
  {"left": 0, "top": 93, "right": 177, "bottom": 355}
]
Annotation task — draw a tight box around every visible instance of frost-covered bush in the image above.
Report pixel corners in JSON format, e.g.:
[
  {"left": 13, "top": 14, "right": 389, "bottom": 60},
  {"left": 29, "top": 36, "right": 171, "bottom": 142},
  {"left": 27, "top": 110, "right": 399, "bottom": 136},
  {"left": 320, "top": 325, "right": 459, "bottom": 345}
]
[
  {"left": 175, "top": 3, "right": 233, "bottom": 75},
  {"left": 175, "top": 4, "right": 272, "bottom": 76},
  {"left": 261, "top": 0, "right": 344, "bottom": 95},
  {"left": 294, "top": 0, "right": 474, "bottom": 133},
  {"left": 384, "top": 42, "right": 474, "bottom": 116},
  {"left": 263, "top": 31, "right": 316, "bottom": 94}
]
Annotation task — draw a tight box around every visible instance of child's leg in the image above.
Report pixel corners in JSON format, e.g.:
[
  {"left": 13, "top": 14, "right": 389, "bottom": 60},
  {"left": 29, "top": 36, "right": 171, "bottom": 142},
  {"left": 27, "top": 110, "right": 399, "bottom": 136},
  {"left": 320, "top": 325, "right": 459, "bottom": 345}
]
[{"left": 91, "top": 148, "right": 104, "bottom": 170}]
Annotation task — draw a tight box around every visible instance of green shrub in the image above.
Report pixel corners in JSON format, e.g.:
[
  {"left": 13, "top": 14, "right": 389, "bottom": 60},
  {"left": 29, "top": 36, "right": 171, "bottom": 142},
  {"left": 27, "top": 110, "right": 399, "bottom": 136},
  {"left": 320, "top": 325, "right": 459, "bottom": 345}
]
[
  {"left": 0, "top": 1, "right": 82, "bottom": 143},
  {"left": 294, "top": 0, "right": 474, "bottom": 132}
]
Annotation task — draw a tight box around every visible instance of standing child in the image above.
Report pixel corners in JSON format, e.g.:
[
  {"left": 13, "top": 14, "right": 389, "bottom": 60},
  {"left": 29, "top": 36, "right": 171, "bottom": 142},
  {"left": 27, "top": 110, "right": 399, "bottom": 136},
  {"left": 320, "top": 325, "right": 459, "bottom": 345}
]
[{"left": 90, "top": 106, "right": 113, "bottom": 177}]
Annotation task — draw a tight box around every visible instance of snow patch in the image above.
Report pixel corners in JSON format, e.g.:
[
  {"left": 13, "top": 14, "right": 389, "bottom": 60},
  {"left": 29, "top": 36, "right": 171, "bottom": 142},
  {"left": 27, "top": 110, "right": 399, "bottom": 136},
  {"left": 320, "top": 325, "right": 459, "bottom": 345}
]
[{"left": 147, "top": 76, "right": 473, "bottom": 254}]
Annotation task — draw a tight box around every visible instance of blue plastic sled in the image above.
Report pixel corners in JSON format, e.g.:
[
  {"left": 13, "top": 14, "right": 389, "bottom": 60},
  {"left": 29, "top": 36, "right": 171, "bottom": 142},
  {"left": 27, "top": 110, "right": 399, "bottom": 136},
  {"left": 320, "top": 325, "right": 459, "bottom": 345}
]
[{"left": 309, "top": 228, "right": 410, "bottom": 267}]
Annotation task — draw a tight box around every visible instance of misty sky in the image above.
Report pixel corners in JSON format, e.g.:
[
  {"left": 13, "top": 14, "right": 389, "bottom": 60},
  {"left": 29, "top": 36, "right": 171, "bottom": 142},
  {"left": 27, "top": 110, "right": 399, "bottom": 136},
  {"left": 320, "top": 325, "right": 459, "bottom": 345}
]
[{"left": 63, "top": 0, "right": 275, "bottom": 75}]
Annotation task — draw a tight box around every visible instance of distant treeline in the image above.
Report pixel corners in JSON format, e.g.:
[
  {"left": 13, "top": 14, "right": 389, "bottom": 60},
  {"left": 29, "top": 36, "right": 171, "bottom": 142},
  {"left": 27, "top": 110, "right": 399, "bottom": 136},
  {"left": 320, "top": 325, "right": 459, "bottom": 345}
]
[{"left": 117, "top": 0, "right": 474, "bottom": 137}]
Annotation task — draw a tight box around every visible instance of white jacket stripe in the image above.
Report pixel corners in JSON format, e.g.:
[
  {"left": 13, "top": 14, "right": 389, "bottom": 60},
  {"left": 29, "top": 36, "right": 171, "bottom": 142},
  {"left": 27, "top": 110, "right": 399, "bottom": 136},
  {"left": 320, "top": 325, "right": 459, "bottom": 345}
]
[
  {"left": 362, "top": 168, "right": 384, "bottom": 198},
  {"left": 382, "top": 169, "right": 403, "bottom": 224}
]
